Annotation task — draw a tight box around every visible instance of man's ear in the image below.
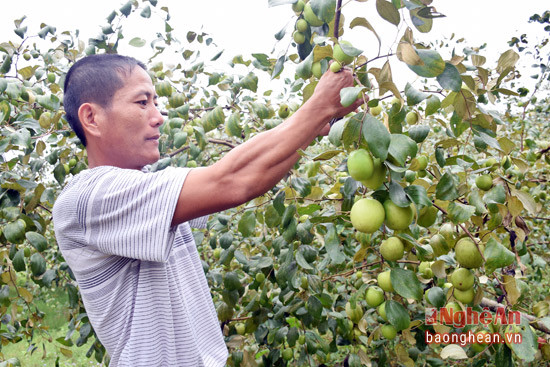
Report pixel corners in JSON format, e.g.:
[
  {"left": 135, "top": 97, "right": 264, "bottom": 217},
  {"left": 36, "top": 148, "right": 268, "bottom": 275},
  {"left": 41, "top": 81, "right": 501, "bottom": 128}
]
[{"left": 78, "top": 102, "right": 102, "bottom": 140}]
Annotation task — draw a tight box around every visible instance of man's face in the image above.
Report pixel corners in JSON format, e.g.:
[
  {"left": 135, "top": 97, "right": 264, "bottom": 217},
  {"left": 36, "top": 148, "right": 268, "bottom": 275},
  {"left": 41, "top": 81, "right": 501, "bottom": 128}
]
[{"left": 95, "top": 66, "right": 164, "bottom": 169}]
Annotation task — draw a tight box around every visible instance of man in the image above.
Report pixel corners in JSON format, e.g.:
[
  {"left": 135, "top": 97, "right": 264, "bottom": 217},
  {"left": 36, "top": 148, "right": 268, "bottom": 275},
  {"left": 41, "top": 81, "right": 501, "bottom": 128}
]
[{"left": 53, "top": 54, "right": 361, "bottom": 366}]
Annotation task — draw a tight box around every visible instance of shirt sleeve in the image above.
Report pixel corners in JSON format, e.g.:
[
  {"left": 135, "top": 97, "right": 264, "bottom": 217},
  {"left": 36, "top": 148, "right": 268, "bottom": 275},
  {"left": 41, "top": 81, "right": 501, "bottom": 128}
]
[
  {"left": 188, "top": 215, "right": 208, "bottom": 229},
  {"left": 78, "top": 166, "right": 190, "bottom": 262}
]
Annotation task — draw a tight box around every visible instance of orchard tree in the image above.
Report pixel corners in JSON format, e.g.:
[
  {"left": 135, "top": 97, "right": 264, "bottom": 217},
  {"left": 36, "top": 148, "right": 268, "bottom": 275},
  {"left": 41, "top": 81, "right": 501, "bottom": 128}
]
[{"left": 1, "top": 0, "right": 550, "bottom": 366}]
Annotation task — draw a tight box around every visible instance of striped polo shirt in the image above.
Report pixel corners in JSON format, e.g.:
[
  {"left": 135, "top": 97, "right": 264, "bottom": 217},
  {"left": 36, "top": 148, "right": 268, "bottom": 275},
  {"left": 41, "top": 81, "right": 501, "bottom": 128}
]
[{"left": 52, "top": 166, "right": 228, "bottom": 366}]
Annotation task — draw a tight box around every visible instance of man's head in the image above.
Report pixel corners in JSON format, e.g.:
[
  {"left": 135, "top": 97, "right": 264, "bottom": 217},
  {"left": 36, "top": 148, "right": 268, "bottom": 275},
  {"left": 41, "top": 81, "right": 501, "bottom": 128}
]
[{"left": 63, "top": 54, "right": 146, "bottom": 146}]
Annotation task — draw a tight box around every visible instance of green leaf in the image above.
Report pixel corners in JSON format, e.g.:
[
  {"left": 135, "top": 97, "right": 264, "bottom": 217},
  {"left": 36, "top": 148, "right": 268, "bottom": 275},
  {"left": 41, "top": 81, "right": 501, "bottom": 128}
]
[
  {"left": 265, "top": 205, "right": 282, "bottom": 228},
  {"left": 12, "top": 249, "right": 26, "bottom": 272},
  {"left": 129, "top": 37, "right": 146, "bottom": 47},
  {"left": 484, "top": 238, "right": 515, "bottom": 274},
  {"left": 404, "top": 185, "right": 432, "bottom": 207},
  {"left": 436, "top": 63, "right": 462, "bottom": 92},
  {"left": 408, "top": 125, "right": 430, "bottom": 143},
  {"left": 312, "top": 149, "right": 343, "bottom": 161},
  {"left": 390, "top": 268, "right": 423, "bottom": 300},
  {"left": 271, "top": 55, "right": 285, "bottom": 80},
  {"left": 296, "top": 250, "right": 315, "bottom": 271},
  {"left": 238, "top": 211, "right": 256, "bottom": 237},
  {"left": 324, "top": 225, "right": 345, "bottom": 265},
  {"left": 25, "top": 232, "right": 48, "bottom": 252},
  {"left": 362, "top": 113, "right": 391, "bottom": 160},
  {"left": 447, "top": 202, "right": 475, "bottom": 223},
  {"left": 388, "top": 134, "right": 418, "bottom": 166},
  {"left": 507, "top": 318, "right": 537, "bottom": 363},
  {"left": 268, "top": 0, "right": 296, "bottom": 6},
  {"left": 119, "top": 1, "right": 133, "bottom": 16},
  {"left": 307, "top": 295, "right": 323, "bottom": 320},
  {"left": 405, "top": 83, "right": 429, "bottom": 106},
  {"left": 30, "top": 253, "right": 46, "bottom": 276},
  {"left": 425, "top": 95, "right": 441, "bottom": 116},
  {"left": 435, "top": 172, "right": 459, "bottom": 201},
  {"left": 310, "top": 0, "right": 336, "bottom": 24},
  {"left": 376, "top": 0, "right": 400, "bottom": 26},
  {"left": 385, "top": 300, "right": 411, "bottom": 331},
  {"left": 140, "top": 5, "right": 151, "bottom": 18},
  {"left": 389, "top": 181, "right": 410, "bottom": 207},
  {"left": 340, "top": 87, "right": 363, "bottom": 108},
  {"left": 292, "top": 177, "right": 312, "bottom": 197},
  {"left": 342, "top": 113, "right": 362, "bottom": 148},
  {"left": 407, "top": 48, "right": 445, "bottom": 78}
]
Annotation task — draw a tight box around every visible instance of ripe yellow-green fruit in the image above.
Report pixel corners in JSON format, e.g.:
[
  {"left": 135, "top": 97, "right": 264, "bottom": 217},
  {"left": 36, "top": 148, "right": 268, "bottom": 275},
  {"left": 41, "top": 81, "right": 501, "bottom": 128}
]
[
  {"left": 68, "top": 158, "right": 77, "bottom": 168},
  {"left": 293, "top": 31, "right": 306, "bottom": 44},
  {"left": 333, "top": 41, "right": 355, "bottom": 65},
  {"left": 350, "top": 198, "right": 385, "bottom": 234},
  {"left": 303, "top": 3, "right": 324, "bottom": 26},
  {"left": 361, "top": 158, "right": 386, "bottom": 190},
  {"left": 429, "top": 234, "right": 450, "bottom": 257},
  {"left": 39, "top": 111, "right": 52, "bottom": 129},
  {"left": 381, "top": 324, "right": 397, "bottom": 340},
  {"left": 63, "top": 164, "right": 70, "bottom": 174},
  {"left": 377, "top": 302, "right": 388, "bottom": 321},
  {"left": 453, "top": 287, "right": 475, "bottom": 304},
  {"left": 418, "top": 261, "right": 433, "bottom": 278},
  {"left": 405, "top": 111, "right": 418, "bottom": 125},
  {"left": 417, "top": 206, "right": 437, "bottom": 228},
  {"left": 439, "top": 222, "right": 456, "bottom": 248},
  {"left": 235, "top": 322, "right": 246, "bottom": 335},
  {"left": 455, "top": 238, "right": 484, "bottom": 269},
  {"left": 484, "top": 157, "right": 498, "bottom": 169},
  {"left": 23, "top": 53, "right": 31, "bottom": 61},
  {"left": 47, "top": 73, "right": 56, "bottom": 83},
  {"left": 416, "top": 155, "right": 428, "bottom": 170},
  {"left": 292, "top": 0, "right": 305, "bottom": 13},
  {"left": 296, "top": 18, "right": 308, "bottom": 32},
  {"left": 383, "top": 200, "right": 414, "bottom": 231},
  {"left": 475, "top": 174, "right": 493, "bottom": 191},
  {"left": 370, "top": 105, "right": 382, "bottom": 116},
  {"left": 345, "top": 302, "right": 364, "bottom": 324},
  {"left": 377, "top": 270, "right": 394, "bottom": 293},
  {"left": 330, "top": 61, "right": 342, "bottom": 73},
  {"left": 365, "top": 286, "right": 385, "bottom": 308},
  {"left": 155, "top": 80, "right": 172, "bottom": 97},
  {"left": 450, "top": 268, "right": 475, "bottom": 291},
  {"left": 312, "top": 61, "right": 323, "bottom": 78},
  {"left": 347, "top": 149, "right": 374, "bottom": 181},
  {"left": 380, "top": 236, "right": 405, "bottom": 261},
  {"left": 213, "top": 247, "right": 221, "bottom": 259},
  {"left": 187, "top": 160, "right": 197, "bottom": 168}
]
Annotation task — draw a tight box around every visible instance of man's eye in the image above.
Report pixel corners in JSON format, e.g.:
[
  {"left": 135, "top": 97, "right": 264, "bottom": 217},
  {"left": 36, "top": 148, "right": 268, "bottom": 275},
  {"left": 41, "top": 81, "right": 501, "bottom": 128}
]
[{"left": 137, "top": 100, "right": 147, "bottom": 106}]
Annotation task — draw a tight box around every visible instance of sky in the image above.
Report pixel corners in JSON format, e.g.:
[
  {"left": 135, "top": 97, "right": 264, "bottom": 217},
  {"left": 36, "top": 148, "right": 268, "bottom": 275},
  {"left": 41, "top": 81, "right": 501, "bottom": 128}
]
[{"left": 1, "top": 1, "right": 549, "bottom": 90}]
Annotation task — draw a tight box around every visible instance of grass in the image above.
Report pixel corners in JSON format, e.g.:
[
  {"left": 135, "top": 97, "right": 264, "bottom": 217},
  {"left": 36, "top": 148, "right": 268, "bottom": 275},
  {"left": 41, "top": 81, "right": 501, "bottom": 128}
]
[{"left": 1, "top": 286, "right": 104, "bottom": 367}]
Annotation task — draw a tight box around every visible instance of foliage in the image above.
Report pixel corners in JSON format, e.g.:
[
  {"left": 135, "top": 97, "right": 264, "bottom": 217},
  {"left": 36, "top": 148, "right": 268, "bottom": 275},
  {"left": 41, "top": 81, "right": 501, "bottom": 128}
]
[{"left": 1, "top": 0, "right": 550, "bottom": 366}]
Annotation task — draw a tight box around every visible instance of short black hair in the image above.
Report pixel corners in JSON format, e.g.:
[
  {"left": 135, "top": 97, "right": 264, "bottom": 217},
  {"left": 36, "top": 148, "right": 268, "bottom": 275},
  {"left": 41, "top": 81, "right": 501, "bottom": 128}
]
[{"left": 63, "top": 54, "right": 147, "bottom": 146}]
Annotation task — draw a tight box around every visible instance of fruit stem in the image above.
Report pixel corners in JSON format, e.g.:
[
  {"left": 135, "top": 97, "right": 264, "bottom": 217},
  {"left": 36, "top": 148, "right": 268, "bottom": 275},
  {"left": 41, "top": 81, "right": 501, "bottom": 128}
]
[{"left": 333, "top": 0, "right": 343, "bottom": 39}]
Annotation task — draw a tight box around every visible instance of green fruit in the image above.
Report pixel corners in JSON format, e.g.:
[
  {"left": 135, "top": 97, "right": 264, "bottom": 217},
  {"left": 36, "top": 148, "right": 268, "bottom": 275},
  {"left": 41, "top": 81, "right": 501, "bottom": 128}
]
[
  {"left": 293, "top": 31, "right": 306, "bottom": 44},
  {"left": 217, "top": 302, "right": 234, "bottom": 322},
  {"left": 173, "top": 132, "right": 188, "bottom": 149},
  {"left": 347, "top": 149, "right": 374, "bottom": 181},
  {"left": 365, "top": 286, "right": 385, "bottom": 308},
  {"left": 501, "top": 156, "right": 512, "bottom": 170},
  {"left": 377, "top": 270, "right": 394, "bottom": 293},
  {"left": 361, "top": 158, "right": 386, "bottom": 190},
  {"left": 455, "top": 238, "right": 484, "bottom": 269},
  {"left": 475, "top": 174, "right": 493, "bottom": 191},
  {"left": 350, "top": 198, "right": 385, "bottom": 234},
  {"left": 63, "top": 164, "right": 70, "bottom": 174},
  {"left": 345, "top": 302, "right": 364, "bottom": 324},
  {"left": 303, "top": 3, "right": 324, "bottom": 26},
  {"left": 213, "top": 248, "right": 221, "bottom": 259},
  {"left": 471, "top": 329, "right": 490, "bottom": 353},
  {"left": 296, "top": 18, "right": 308, "bottom": 32},
  {"left": 450, "top": 268, "right": 475, "bottom": 291},
  {"left": 292, "top": 0, "right": 305, "bottom": 13},
  {"left": 381, "top": 324, "right": 397, "bottom": 340},
  {"left": 330, "top": 61, "right": 342, "bottom": 73},
  {"left": 68, "top": 158, "right": 77, "bottom": 168},
  {"left": 370, "top": 105, "right": 382, "bottom": 116},
  {"left": 47, "top": 73, "right": 56, "bottom": 83},
  {"left": 333, "top": 41, "right": 355, "bottom": 65},
  {"left": 380, "top": 236, "right": 404, "bottom": 261},
  {"left": 417, "top": 206, "right": 437, "bottom": 228},
  {"left": 405, "top": 111, "right": 418, "bottom": 125},
  {"left": 416, "top": 155, "right": 428, "bottom": 170},
  {"left": 312, "top": 61, "right": 323, "bottom": 78},
  {"left": 255, "top": 272, "right": 265, "bottom": 283},
  {"left": 39, "top": 111, "right": 52, "bottom": 129},
  {"left": 429, "top": 234, "right": 450, "bottom": 257},
  {"left": 377, "top": 302, "right": 388, "bottom": 321},
  {"left": 404, "top": 170, "right": 416, "bottom": 183},
  {"left": 453, "top": 287, "right": 475, "bottom": 304},
  {"left": 282, "top": 348, "right": 293, "bottom": 361},
  {"left": 439, "top": 222, "right": 456, "bottom": 248},
  {"left": 484, "top": 157, "right": 498, "bottom": 169},
  {"left": 383, "top": 200, "right": 414, "bottom": 231},
  {"left": 278, "top": 104, "right": 290, "bottom": 119},
  {"left": 168, "top": 93, "right": 185, "bottom": 108},
  {"left": 155, "top": 80, "right": 172, "bottom": 97}
]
